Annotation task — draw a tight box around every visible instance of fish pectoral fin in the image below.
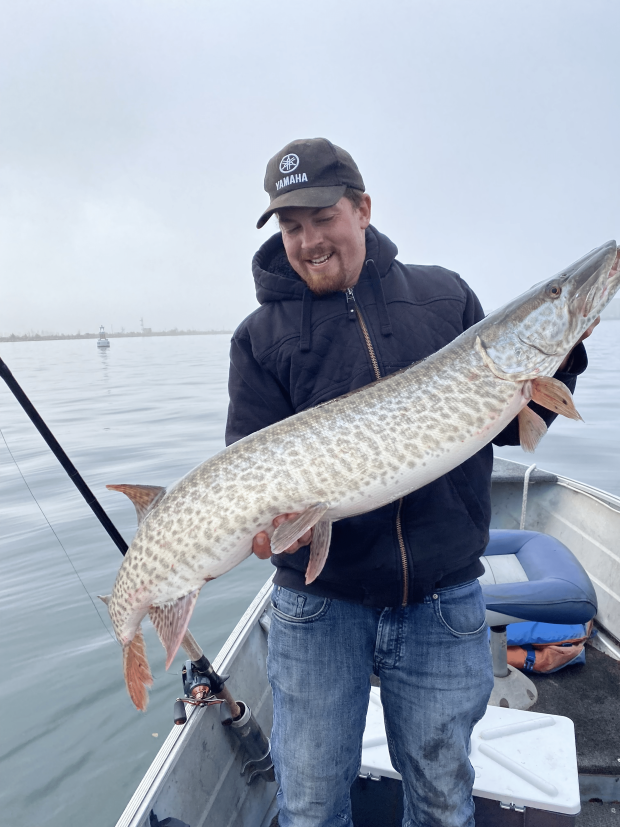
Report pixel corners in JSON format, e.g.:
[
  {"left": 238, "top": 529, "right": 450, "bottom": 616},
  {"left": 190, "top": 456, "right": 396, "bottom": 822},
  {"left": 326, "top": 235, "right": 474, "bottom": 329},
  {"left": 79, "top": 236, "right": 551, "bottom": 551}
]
[
  {"left": 530, "top": 376, "right": 583, "bottom": 421},
  {"left": 270, "top": 502, "right": 330, "bottom": 554},
  {"left": 106, "top": 484, "right": 166, "bottom": 525},
  {"left": 305, "top": 520, "right": 332, "bottom": 585},
  {"left": 518, "top": 406, "right": 548, "bottom": 453},
  {"left": 149, "top": 590, "right": 200, "bottom": 670},
  {"left": 123, "top": 625, "right": 153, "bottom": 712}
]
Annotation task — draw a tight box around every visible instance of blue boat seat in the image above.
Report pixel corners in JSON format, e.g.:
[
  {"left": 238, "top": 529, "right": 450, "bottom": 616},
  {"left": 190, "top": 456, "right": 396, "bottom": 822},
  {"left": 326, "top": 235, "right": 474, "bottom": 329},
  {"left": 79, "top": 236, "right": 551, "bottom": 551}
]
[{"left": 480, "top": 529, "right": 597, "bottom": 627}]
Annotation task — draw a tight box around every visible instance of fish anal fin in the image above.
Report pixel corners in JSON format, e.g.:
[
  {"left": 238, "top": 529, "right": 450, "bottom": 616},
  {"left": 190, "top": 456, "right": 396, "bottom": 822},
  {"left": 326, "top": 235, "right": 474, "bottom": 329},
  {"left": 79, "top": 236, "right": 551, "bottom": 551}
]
[
  {"left": 305, "top": 520, "right": 332, "bottom": 585},
  {"left": 518, "top": 406, "right": 548, "bottom": 453},
  {"left": 149, "top": 590, "right": 200, "bottom": 670},
  {"left": 530, "top": 376, "right": 583, "bottom": 421},
  {"left": 123, "top": 625, "right": 153, "bottom": 712},
  {"left": 271, "top": 503, "right": 330, "bottom": 554},
  {"left": 106, "top": 484, "right": 166, "bottom": 525}
]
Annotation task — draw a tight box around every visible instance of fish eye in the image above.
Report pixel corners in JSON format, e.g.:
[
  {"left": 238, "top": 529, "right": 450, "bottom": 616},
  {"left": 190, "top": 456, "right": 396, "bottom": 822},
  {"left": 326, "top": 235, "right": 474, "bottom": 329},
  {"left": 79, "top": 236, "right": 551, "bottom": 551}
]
[{"left": 546, "top": 283, "right": 562, "bottom": 299}]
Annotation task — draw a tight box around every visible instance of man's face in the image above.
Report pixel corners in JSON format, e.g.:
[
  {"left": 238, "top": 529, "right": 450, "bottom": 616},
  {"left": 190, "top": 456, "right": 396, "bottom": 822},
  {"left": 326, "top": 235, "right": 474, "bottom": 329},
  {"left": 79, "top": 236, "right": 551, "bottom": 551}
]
[{"left": 278, "top": 194, "right": 371, "bottom": 295}]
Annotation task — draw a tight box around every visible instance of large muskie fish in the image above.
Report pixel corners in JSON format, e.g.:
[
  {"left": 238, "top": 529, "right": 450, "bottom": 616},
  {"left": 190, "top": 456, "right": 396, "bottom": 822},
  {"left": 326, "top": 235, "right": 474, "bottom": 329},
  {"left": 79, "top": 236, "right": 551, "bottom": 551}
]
[{"left": 105, "top": 240, "right": 620, "bottom": 710}]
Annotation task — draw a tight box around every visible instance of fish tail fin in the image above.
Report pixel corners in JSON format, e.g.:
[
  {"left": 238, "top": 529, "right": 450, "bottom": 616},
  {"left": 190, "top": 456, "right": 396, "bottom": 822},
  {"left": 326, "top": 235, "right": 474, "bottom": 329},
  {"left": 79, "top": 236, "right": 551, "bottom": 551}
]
[
  {"left": 123, "top": 625, "right": 153, "bottom": 712},
  {"left": 149, "top": 590, "right": 200, "bottom": 671}
]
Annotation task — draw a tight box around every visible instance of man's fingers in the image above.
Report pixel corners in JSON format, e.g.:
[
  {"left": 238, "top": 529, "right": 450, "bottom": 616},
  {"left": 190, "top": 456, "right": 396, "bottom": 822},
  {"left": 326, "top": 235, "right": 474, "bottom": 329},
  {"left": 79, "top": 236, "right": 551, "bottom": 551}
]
[
  {"left": 252, "top": 518, "right": 315, "bottom": 558},
  {"left": 273, "top": 512, "right": 299, "bottom": 528},
  {"left": 283, "top": 526, "right": 313, "bottom": 553},
  {"left": 260, "top": 513, "right": 314, "bottom": 554},
  {"left": 252, "top": 531, "right": 272, "bottom": 560},
  {"left": 582, "top": 316, "right": 601, "bottom": 340}
]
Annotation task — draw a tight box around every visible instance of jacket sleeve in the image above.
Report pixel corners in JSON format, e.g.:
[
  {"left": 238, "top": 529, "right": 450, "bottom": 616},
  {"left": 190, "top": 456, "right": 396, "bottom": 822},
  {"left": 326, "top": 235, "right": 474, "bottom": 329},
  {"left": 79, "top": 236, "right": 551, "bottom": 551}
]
[
  {"left": 492, "top": 343, "right": 588, "bottom": 447},
  {"left": 225, "top": 331, "right": 295, "bottom": 446},
  {"left": 459, "top": 274, "right": 486, "bottom": 331}
]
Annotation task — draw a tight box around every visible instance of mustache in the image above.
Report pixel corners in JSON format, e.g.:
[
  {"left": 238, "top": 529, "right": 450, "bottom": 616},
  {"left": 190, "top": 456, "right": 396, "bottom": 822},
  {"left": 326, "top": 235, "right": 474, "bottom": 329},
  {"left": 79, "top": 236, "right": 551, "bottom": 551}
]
[{"left": 302, "top": 248, "right": 333, "bottom": 260}]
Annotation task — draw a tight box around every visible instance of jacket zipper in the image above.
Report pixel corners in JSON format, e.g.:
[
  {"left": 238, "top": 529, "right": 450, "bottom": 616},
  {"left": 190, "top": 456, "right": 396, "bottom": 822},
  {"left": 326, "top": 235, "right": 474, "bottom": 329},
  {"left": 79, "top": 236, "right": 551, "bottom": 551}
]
[
  {"left": 395, "top": 501, "right": 408, "bottom": 607},
  {"left": 345, "top": 286, "right": 409, "bottom": 606},
  {"left": 345, "top": 288, "right": 381, "bottom": 380}
]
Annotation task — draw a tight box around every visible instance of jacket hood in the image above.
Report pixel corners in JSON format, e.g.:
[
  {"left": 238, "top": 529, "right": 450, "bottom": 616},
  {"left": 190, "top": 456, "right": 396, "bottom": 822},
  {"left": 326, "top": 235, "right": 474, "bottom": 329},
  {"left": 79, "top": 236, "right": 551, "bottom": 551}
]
[{"left": 252, "top": 224, "right": 399, "bottom": 305}]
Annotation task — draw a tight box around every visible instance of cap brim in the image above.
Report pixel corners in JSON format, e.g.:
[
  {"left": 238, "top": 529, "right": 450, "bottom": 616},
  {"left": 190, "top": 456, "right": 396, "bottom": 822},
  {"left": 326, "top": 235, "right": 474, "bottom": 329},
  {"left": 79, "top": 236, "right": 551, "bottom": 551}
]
[{"left": 256, "top": 185, "right": 347, "bottom": 229}]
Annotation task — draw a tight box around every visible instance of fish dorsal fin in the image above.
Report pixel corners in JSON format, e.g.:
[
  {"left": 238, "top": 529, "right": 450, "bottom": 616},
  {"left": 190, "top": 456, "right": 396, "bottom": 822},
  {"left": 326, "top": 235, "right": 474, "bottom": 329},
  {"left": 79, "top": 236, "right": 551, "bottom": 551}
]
[
  {"left": 106, "top": 484, "right": 166, "bottom": 525},
  {"left": 518, "top": 406, "right": 548, "bottom": 452},
  {"left": 148, "top": 590, "right": 200, "bottom": 670}
]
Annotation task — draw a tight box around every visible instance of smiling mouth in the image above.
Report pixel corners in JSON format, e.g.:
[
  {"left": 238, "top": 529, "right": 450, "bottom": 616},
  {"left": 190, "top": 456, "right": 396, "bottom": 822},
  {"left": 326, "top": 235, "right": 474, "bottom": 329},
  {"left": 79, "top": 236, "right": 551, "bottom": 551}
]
[{"left": 308, "top": 252, "right": 334, "bottom": 266}]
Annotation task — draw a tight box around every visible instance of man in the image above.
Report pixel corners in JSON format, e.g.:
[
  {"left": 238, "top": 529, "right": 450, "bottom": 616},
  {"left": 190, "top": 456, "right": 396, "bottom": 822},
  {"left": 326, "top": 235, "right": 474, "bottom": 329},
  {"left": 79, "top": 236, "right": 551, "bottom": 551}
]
[{"left": 225, "top": 138, "right": 591, "bottom": 827}]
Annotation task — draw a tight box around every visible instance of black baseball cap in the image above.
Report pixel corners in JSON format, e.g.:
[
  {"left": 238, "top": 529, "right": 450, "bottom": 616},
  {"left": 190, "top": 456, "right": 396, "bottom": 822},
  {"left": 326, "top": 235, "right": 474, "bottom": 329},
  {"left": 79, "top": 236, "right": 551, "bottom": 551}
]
[{"left": 256, "top": 138, "right": 365, "bottom": 229}]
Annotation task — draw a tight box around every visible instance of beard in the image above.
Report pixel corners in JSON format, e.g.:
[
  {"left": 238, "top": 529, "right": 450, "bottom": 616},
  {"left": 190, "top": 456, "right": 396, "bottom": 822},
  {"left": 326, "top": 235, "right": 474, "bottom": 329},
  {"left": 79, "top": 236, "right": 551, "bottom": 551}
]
[
  {"left": 295, "top": 249, "right": 352, "bottom": 295},
  {"left": 301, "top": 268, "right": 351, "bottom": 296}
]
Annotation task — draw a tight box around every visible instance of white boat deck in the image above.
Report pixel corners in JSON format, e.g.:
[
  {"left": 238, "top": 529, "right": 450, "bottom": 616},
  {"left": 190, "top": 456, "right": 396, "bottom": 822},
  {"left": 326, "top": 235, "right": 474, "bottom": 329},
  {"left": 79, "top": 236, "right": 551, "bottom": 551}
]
[{"left": 361, "top": 687, "right": 581, "bottom": 815}]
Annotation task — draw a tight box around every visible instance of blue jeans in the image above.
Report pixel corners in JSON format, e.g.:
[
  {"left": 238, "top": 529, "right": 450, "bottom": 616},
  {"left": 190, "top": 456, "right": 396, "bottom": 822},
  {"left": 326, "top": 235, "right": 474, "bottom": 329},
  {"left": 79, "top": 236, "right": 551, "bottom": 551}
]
[{"left": 267, "top": 580, "right": 493, "bottom": 827}]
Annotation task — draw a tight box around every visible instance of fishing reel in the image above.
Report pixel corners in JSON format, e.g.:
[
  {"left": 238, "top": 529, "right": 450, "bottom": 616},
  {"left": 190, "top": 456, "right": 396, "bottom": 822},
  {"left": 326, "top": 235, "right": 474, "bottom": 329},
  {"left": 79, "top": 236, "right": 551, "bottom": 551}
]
[
  {"left": 172, "top": 657, "right": 275, "bottom": 784},
  {"left": 173, "top": 658, "right": 231, "bottom": 725}
]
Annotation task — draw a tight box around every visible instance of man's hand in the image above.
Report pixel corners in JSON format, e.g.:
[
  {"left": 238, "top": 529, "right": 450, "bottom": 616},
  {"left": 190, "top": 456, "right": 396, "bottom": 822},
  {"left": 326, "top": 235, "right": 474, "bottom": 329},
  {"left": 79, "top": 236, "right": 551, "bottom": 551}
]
[
  {"left": 252, "top": 513, "right": 313, "bottom": 559},
  {"left": 558, "top": 317, "right": 600, "bottom": 372}
]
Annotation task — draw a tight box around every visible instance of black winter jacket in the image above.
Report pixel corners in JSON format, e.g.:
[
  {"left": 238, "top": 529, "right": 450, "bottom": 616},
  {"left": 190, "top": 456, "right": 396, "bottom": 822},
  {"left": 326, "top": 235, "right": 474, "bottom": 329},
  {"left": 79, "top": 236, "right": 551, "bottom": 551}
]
[{"left": 226, "top": 226, "right": 587, "bottom": 606}]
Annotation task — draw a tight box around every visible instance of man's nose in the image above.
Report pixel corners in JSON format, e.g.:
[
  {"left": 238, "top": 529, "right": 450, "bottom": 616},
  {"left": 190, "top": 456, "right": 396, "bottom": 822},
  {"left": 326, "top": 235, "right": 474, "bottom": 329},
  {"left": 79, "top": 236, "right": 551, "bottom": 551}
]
[{"left": 300, "top": 223, "right": 324, "bottom": 249}]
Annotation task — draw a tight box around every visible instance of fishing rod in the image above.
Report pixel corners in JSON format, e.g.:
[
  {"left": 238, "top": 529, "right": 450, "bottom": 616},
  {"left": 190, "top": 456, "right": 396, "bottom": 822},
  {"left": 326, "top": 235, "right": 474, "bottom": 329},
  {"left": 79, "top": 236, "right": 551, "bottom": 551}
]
[
  {"left": 0, "top": 356, "right": 128, "bottom": 554},
  {"left": 0, "top": 354, "right": 244, "bottom": 723}
]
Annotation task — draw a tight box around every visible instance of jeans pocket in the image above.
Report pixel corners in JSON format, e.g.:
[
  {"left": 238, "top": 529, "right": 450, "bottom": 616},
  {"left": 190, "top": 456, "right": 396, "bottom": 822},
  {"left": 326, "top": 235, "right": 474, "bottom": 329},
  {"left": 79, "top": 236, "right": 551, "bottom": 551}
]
[
  {"left": 271, "top": 586, "right": 331, "bottom": 623},
  {"left": 434, "top": 579, "right": 487, "bottom": 637}
]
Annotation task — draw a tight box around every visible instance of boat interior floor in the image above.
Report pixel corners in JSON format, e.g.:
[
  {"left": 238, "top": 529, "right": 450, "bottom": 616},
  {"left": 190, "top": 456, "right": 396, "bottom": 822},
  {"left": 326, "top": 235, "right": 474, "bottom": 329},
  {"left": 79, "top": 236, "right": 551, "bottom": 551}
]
[
  {"left": 528, "top": 644, "right": 620, "bottom": 776},
  {"left": 577, "top": 802, "right": 620, "bottom": 826}
]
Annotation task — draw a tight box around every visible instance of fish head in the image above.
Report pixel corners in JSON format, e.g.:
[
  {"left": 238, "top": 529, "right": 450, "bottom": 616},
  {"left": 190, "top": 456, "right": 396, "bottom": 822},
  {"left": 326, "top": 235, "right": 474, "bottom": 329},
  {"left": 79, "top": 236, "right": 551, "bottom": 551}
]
[{"left": 477, "top": 240, "right": 619, "bottom": 380}]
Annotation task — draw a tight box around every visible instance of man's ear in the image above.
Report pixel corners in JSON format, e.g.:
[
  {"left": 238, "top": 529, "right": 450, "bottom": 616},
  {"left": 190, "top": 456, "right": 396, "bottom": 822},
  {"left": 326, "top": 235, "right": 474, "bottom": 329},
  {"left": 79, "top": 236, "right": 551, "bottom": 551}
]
[{"left": 358, "top": 193, "right": 371, "bottom": 230}]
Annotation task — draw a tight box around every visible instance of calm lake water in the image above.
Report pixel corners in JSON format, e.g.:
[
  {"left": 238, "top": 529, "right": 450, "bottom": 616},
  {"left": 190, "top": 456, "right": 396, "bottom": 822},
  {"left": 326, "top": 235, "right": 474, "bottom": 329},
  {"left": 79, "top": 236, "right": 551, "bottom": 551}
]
[{"left": 0, "top": 325, "right": 619, "bottom": 827}]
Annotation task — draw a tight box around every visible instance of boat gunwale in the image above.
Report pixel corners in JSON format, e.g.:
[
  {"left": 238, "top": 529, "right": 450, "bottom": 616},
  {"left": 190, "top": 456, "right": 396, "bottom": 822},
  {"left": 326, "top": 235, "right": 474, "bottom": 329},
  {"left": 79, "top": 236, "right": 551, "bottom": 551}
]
[{"left": 114, "top": 574, "right": 275, "bottom": 827}]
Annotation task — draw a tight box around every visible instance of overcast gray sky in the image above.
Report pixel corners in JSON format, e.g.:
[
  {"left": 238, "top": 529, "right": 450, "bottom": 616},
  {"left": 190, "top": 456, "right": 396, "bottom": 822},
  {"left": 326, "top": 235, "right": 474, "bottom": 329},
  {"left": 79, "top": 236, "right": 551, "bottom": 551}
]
[{"left": 1, "top": 0, "right": 619, "bottom": 336}]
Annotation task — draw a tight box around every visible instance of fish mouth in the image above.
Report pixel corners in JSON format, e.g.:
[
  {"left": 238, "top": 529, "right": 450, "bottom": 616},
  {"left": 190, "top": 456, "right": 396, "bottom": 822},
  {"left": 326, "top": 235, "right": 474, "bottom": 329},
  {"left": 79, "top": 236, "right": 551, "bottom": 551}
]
[
  {"left": 566, "top": 240, "right": 617, "bottom": 312},
  {"left": 581, "top": 283, "right": 599, "bottom": 318},
  {"left": 585, "top": 247, "right": 620, "bottom": 316}
]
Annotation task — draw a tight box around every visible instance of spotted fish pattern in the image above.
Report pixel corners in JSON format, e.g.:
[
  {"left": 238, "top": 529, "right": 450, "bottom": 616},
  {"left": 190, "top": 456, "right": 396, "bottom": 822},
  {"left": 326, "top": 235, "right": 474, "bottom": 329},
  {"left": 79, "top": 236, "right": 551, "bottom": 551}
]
[{"left": 107, "top": 240, "right": 620, "bottom": 710}]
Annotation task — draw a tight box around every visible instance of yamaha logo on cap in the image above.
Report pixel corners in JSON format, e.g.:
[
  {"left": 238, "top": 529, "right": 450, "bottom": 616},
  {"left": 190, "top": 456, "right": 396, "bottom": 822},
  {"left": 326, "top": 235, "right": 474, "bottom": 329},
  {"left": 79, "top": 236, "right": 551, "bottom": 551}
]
[
  {"left": 257, "top": 137, "right": 365, "bottom": 229},
  {"left": 279, "top": 154, "right": 299, "bottom": 173}
]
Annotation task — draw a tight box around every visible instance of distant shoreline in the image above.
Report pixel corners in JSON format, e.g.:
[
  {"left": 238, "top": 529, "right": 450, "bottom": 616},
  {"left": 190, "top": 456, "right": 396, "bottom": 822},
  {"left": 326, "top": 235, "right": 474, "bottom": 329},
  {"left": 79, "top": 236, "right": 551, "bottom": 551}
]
[
  {"left": 0, "top": 330, "right": 232, "bottom": 343},
  {"left": 2, "top": 302, "right": 619, "bottom": 342}
]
